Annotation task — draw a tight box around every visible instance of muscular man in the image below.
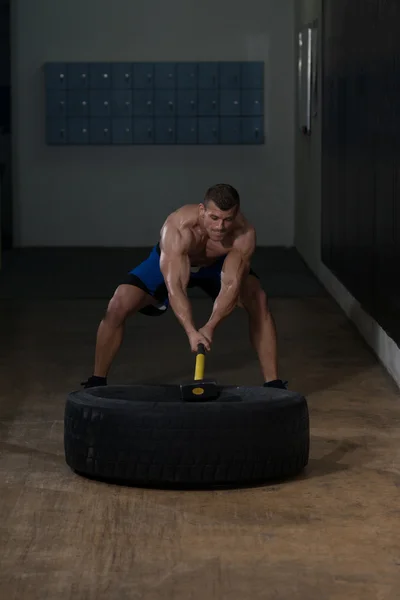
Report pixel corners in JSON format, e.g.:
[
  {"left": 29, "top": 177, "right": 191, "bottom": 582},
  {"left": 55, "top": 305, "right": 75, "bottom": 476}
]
[{"left": 81, "top": 183, "right": 287, "bottom": 389}]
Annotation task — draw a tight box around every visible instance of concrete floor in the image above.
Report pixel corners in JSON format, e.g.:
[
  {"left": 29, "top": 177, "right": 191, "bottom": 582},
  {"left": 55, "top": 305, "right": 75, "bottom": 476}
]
[{"left": 0, "top": 249, "right": 400, "bottom": 598}]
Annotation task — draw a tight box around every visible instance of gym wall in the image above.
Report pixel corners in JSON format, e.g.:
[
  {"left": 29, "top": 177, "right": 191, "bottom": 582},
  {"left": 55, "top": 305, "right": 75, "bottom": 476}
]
[
  {"left": 295, "top": 0, "right": 400, "bottom": 387},
  {"left": 11, "top": 0, "right": 295, "bottom": 247},
  {"left": 294, "top": 0, "right": 322, "bottom": 273}
]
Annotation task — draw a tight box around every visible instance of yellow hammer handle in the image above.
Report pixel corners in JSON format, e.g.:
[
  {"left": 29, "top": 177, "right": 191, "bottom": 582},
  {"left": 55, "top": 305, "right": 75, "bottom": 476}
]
[{"left": 194, "top": 343, "right": 206, "bottom": 380}]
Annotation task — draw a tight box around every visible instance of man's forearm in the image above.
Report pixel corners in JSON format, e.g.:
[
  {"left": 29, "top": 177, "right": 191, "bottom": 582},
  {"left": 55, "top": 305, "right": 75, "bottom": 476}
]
[
  {"left": 206, "top": 283, "right": 240, "bottom": 330},
  {"left": 168, "top": 287, "right": 196, "bottom": 334}
]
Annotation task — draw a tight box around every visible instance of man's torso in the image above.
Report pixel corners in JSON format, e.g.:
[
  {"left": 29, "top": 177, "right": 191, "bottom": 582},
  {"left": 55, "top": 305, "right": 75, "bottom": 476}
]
[{"left": 159, "top": 204, "right": 251, "bottom": 267}]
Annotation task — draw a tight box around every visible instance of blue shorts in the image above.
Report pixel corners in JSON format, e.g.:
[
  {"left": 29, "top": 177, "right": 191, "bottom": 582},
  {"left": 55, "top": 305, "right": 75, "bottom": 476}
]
[{"left": 124, "top": 242, "right": 258, "bottom": 316}]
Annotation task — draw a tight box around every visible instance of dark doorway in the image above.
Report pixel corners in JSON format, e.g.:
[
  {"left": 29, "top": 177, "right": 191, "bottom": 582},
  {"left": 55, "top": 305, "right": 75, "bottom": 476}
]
[{"left": 321, "top": 0, "right": 400, "bottom": 347}]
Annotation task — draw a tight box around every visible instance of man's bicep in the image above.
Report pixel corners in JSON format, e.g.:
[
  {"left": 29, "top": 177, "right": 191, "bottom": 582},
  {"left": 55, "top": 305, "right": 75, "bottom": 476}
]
[{"left": 159, "top": 228, "right": 190, "bottom": 288}]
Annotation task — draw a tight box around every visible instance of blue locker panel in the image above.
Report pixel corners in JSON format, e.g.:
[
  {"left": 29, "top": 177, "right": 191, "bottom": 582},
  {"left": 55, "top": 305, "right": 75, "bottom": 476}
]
[
  {"left": 112, "top": 63, "right": 133, "bottom": 89},
  {"left": 177, "top": 91, "right": 197, "bottom": 116},
  {"left": 133, "top": 118, "right": 154, "bottom": 143},
  {"left": 155, "top": 118, "right": 175, "bottom": 143},
  {"left": 67, "top": 63, "right": 89, "bottom": 89},
  {"left": 67, "top": 91, "right": 89, "bottom": 117},
  {"left": 241, "top": 117, "right": 263, "bottom": 144},
  {"left": 90, "top": 118, "right": 111, "bottom": 144},
  {"left": 241, "top": 62, "right": 264, "bottom": 88},
  {"left": 177, "top": 118, "right": 197, "bottom": 143},
  {"left": 220, "top": 90, "right": 241, "bottom": 116},
  {"left": 198, "top": 63, "right": 219, "bottom": 89},
  {"left": 44, "top": 63, "right": 67, "bottom": 90},
  {"left": 46, "top": 91, "right": 67, "bottom": 117},
  {"left": 43, "top": 61, "right": 265, "bottom": 145},
  {"left": 112, "top": 91, "right": 132, "bottom": 117},
  {"left": 198, "top": 91, "right": 219, "bottom": 116},
  {"left": 46, "top": 119, "right": 67, "bottom": 144},
  {"left": 220, "top": 117, "right": 241, "bottom": 143},
  {"left": 89, "top": 63, "right": 112, "bottom": 89},
  {"left": 133, "top": 90, "right": 154, "bottom": 116},
  {"left": 154, "top": 63, "right": 176, "bottom": 88},
  {"left": 112, "top": 118, "right": 133, "bottom": 144},
  {"left": 241, "top": 90, "right": 263, "bottom": 115},
  {"left": 68, "top": 118, "right": 89, "bottom": 144},
  {"left": 133, "top": 63, "right": 154, "bottom": 89},
  {"left": 177, "top": 63, "right": 197, "bottom": 89},
  {"left": 154, "top": 90, "right": 176, "bottom": 116},
  {"left": 198, "top": 118, "right": 219, "bottom": 144},
  {"left": 89, "top": 90, "right": 112, "bottom": 117},
  {"left": 219, "top": 62, "right": 241, "bottom": 89}
]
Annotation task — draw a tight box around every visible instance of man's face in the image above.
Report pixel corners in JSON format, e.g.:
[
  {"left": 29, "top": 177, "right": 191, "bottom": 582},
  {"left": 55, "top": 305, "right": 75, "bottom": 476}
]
[{"left": 199, "top": 201, "right": 237, "bottom": 241}]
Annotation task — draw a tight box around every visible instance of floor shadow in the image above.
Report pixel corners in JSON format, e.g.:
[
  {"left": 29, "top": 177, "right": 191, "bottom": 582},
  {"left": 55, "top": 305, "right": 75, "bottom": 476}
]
[
  {"left": 69, "top": 469, "right": 304, "bottom": 492},
  {"left": 295, "top": 436, "right": 364, "bottom": 482}
]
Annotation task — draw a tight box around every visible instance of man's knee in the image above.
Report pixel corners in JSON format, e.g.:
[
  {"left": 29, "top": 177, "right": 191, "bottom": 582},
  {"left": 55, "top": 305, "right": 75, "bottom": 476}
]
[
  {"left": 242, "top": 287, "right": 270, "bottom": 318},
  {"left": 250, "top": 288, "right": 269, "bottom": 314},
  {"left": 105, "top": 284, "right": 142, "bottom": 325},
  {"left": 240, "top": 281, "right": 269, "bottom": 315}
]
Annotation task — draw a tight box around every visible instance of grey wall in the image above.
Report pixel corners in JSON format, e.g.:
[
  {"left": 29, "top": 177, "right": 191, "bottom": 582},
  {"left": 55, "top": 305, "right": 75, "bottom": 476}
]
[
  {"left": 0, "top": 0, "right": 9, "bottom": 87},
  {"left": 11, "top": 0, "right": 295, "bottom": 247},
  {"left": 0, "top": 0, "right": 10, "bottom": 256},
  {"left": 294, "top": 0, "right": 322, "bottom": 272}
]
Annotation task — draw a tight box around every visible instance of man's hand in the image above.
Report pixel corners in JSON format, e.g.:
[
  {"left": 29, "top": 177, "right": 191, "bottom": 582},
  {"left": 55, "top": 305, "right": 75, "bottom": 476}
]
[
  {"left": 198, "top": 326, "right": 213, "bottom": 347},
  {"left": 188, "top": 329, "right": 212, "bottom": 353}
]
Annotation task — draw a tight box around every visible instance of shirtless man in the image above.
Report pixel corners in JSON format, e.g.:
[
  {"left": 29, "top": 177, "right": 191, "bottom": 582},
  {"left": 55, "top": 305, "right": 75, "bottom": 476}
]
[{"left": 81, "top": 183, "right": 287, "bottom": 390}]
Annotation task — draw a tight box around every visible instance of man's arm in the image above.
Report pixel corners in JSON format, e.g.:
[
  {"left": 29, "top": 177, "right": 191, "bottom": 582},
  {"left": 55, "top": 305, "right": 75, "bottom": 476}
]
[
  {"left": 205, "top": 228, "right": 256, "bottom": 331},
  {"left": 159, "top": 223, "right": 196, "bottom": 336}
]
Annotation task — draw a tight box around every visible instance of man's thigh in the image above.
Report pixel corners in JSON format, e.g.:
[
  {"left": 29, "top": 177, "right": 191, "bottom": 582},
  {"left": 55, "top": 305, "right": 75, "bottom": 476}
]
[{"left": 123, "top": 244, "right": 169, "bottom": 314}]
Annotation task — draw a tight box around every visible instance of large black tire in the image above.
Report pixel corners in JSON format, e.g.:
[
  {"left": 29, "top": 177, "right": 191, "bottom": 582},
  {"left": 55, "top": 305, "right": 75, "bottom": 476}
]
[{"left": 64, "top": 384, "right": 309, "bottom": 488}]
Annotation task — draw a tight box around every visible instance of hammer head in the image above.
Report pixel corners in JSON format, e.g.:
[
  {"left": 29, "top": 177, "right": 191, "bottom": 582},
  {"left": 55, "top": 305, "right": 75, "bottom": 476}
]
[{"left": 180, "top": 379, "right": 220, "bottom": 401}]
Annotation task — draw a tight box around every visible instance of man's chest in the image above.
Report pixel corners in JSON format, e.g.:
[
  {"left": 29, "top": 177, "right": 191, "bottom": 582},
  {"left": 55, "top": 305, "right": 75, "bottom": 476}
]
[{"left": 188, "top": 241, "right": 231, "bottom": 266}]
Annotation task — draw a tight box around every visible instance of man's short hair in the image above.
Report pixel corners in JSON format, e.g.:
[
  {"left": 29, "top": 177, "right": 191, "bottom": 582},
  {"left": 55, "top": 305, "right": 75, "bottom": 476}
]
[{"left": 204, "top": 184, "right": 240, "bottom": 211}]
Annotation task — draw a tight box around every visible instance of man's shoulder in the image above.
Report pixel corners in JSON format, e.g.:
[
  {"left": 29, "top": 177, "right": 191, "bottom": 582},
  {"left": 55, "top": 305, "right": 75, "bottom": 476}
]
[
  {"left": 231, "top": 217, "right": 256, "bottom": 254},
  {"left": 163, "top": 204, "right": 198, "bottom": 225},
  {"left": 234, "top": 211, "right": 256, "bottom": 239},
  {"left": 160, "top": 206, "right": 195, "bottom": 251}
]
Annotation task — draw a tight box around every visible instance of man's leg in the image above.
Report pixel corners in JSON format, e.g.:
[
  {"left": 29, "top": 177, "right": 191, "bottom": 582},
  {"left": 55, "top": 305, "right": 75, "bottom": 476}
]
[
  {"left": 83, "top": 244, "right": 168, "bottom": 388},
  {"left": 96, "top": 285, "right": 156, "bottom": 374},
  {"left": 238, "top": 274, "right": 286, "bottom": 387},
  {"left": 82, "top": 284, "right": 158, "bottom": 388},
  {"left": 193, "top": 263, "right": 286, "bottom": 388}
]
